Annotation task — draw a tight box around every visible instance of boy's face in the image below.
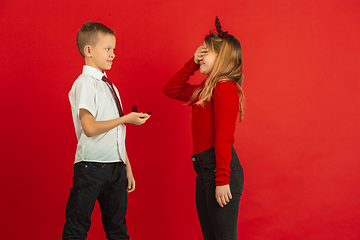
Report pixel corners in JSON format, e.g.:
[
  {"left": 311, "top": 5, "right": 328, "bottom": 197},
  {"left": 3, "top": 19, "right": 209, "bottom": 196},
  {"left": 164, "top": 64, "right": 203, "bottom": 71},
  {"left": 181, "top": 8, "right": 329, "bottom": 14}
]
[{"left": 86, "top": 33, "right": 116, "bottom": 72}]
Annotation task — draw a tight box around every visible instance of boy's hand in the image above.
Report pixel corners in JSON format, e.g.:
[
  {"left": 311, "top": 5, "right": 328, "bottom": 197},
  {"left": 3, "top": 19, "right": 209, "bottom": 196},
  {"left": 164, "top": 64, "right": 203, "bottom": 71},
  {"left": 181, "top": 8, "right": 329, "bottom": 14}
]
[
  {"left": 124, "top": 112, "right": 150, "bottom": 125},
  {"left": 126, "top": 169, "right": 135, "bottom": 193},
  {"left": 194, "top": 42, "right": 208, "bottom": 64},
  {"left": 215, "top": 184, "right": 232, "bottom": 207}
]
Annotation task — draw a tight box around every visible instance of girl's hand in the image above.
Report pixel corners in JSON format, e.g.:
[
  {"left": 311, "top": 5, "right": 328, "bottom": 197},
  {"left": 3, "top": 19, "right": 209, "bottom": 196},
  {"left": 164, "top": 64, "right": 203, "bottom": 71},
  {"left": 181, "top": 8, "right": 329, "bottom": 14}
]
[
  {"left": 215, "top": 184, "right": 232, "bottom": 207},
  {"left": 123, "top": 112, "right": 150, "bottom": 125},
  {"left": 194, "top": 43, "right": 208, "bottom": 64}
]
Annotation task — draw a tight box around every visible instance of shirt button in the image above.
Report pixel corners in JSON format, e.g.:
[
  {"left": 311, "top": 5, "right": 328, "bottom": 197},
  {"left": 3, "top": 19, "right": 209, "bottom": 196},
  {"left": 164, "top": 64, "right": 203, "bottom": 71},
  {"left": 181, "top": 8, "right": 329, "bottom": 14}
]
[{"left": 192, "top": 158, "right": 196, "bottom": 162}]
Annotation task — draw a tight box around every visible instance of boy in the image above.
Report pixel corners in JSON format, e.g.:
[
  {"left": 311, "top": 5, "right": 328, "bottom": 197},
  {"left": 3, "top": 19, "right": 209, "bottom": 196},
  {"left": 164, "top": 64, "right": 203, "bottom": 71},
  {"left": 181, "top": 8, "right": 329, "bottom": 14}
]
[{"left": 63, "top": 22, "right": 150, "bottom": 240}]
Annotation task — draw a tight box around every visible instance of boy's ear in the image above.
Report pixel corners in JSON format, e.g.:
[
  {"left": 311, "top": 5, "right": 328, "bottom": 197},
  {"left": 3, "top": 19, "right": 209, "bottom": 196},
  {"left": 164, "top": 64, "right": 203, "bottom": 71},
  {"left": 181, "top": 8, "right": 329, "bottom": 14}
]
[{"left": 84, "top": 45, "right": 92, "bottom": 58}]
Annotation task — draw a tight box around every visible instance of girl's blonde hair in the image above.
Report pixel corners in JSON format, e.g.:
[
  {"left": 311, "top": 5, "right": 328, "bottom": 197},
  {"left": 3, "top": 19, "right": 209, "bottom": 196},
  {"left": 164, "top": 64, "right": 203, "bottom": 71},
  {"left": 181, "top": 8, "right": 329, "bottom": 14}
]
[{"left": 188, "top": 32, "right": 245, "bottom": 121}]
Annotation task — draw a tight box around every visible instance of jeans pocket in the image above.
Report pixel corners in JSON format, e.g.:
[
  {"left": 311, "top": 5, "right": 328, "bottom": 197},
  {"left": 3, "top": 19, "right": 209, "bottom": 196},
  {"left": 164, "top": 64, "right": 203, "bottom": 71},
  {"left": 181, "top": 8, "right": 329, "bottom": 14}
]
[
  {"left": 199, "top": 161, "right": 216, "bottom": 172},
  {"left": 232, "top": 165, "right": 244, "bottom": 194},
  {"left": 74, "top": 161, "right": 87, "bottom": 168},
  {"left": 192, "top": 161, "right": 197, "bottom": 172}
]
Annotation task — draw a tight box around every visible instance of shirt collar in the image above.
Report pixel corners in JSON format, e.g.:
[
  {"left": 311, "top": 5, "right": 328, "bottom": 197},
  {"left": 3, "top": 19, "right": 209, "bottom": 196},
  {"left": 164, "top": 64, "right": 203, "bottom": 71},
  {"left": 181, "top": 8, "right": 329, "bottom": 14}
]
[{"left": 82, "top": 65, "right": 107, "bottom": 80}]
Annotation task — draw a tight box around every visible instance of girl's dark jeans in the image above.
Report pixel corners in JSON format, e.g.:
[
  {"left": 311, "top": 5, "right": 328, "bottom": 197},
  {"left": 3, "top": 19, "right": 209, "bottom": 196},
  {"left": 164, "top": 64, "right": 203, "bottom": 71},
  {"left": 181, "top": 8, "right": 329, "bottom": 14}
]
[{"left": 192, "top": 147, "right": 244, "bottom": 240}]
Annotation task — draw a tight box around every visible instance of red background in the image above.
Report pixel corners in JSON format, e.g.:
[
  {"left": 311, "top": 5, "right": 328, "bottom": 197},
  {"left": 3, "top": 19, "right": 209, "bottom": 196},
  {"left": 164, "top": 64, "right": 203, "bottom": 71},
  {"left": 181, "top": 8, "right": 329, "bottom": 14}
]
[{"left": 1, "top": 0, "right": 360, "bottom": 239}]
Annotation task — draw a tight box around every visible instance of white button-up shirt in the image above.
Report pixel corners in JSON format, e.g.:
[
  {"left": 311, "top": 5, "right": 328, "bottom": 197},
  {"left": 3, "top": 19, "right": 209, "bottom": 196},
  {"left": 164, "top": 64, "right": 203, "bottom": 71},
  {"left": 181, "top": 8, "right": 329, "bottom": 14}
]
[{"left": 69, "top": 65, "right": 126, "bottom": 164}]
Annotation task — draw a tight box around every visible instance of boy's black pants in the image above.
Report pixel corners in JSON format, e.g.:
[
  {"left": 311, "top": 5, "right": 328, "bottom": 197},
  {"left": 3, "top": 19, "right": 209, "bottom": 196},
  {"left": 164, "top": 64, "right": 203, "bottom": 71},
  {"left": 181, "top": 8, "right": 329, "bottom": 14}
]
[
  {"left": 62, "top": 161, "right": 129, "bottom": 240},
  {"left": 192, "top": 147, "right": 244, "bottom": 240}
]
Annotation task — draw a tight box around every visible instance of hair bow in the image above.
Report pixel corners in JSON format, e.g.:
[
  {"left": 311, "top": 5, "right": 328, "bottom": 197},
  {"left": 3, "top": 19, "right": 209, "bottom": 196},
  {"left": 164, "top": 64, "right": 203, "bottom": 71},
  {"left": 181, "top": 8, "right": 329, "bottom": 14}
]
[{"left": 215, "top": 16, "right": 228, "bottom": 38}]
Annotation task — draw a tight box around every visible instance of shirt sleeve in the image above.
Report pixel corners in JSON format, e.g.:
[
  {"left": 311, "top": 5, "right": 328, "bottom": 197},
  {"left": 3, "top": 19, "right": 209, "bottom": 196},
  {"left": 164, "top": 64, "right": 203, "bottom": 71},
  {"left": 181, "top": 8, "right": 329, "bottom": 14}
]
[
  {"left": 163, "top": 57, "right": 200, "bottom": 102},
  {"left": 74, "top": 78, "right": 97, "bottom": 118},
  {"left": 213, "top": 81, "right": 239, "bottom": 186}
]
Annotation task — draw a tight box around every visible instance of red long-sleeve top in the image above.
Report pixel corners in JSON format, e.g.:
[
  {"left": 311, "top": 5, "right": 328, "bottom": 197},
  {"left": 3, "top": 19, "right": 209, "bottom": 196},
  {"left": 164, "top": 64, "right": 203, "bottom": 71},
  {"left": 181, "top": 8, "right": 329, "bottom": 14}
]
[{"left": 163, "top": 58, "right": 240, "bottom": 186}]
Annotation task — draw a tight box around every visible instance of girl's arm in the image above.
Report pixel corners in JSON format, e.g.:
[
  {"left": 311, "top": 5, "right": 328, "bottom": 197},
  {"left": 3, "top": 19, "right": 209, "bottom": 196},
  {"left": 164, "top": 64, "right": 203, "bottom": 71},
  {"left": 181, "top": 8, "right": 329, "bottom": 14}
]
[
  {"left": 163, "top": 58, "right": 199, "bottom": 102},
  {"left": 80, "top": 109, "right": 150, "bottom": 137},
  {"left": 163, "top": 44, "right": 208, "bottom": 102},
  {"left": 213, "top": 81, "right": 240, "bottom": 207}
]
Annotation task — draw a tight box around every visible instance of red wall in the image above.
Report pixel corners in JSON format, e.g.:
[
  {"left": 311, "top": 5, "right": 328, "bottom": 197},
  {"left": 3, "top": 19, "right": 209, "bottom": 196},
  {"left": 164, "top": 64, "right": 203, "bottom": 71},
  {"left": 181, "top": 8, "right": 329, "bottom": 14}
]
[{"left": 1, "top": 0, "right": 359, "bottom": 239}]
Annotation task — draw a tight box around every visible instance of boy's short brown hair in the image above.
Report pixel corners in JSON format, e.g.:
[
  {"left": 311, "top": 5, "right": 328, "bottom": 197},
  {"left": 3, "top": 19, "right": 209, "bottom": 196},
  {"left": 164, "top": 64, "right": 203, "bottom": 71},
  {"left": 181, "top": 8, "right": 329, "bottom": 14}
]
[{"left": 76, "top": 22, "right": 115, "bottom": 58}]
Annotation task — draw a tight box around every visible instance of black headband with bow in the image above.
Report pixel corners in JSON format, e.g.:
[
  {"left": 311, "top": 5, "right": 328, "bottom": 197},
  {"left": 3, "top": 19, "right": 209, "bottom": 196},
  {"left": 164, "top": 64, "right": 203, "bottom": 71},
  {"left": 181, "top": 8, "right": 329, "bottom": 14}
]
[{"left": 215, "top": 16, "right": 228, "bottom": 38}]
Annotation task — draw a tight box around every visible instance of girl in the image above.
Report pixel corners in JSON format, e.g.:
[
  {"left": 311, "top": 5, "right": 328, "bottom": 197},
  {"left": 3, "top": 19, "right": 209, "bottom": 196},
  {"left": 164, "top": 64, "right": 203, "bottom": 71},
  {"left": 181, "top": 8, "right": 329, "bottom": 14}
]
[{"left": 163, "top": 17, "right": 245, "bottom": 240}]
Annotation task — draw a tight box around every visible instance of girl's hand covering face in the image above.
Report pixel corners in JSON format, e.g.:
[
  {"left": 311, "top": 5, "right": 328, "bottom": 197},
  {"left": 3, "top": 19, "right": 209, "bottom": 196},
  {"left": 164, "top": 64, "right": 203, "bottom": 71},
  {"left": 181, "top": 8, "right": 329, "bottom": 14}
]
[{"left": 194, "top": 43, "right": 208, "bottom": 64}]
